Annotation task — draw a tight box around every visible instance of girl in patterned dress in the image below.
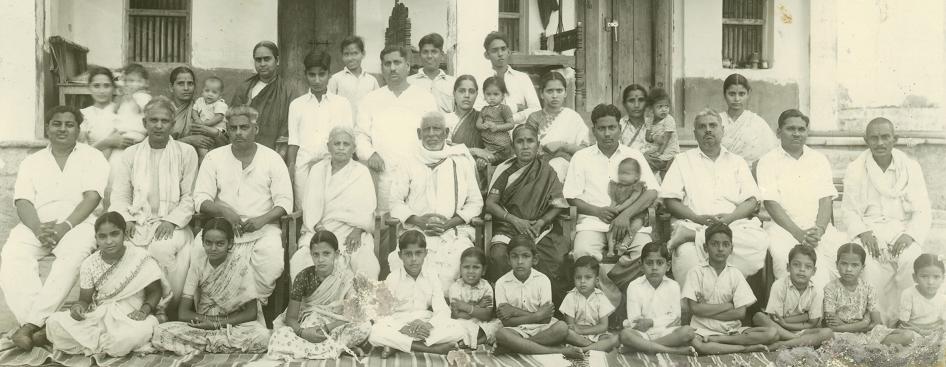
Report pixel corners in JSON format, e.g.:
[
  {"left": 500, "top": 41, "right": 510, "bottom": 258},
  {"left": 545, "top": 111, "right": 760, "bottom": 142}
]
[
  {"left": 823, "top": 243, "right": 890, "bottom": 344},
  {"left": 268, "top": 230, "right": 371, "bottom": 359},
  {"left": 448, "top": 247, "right": 502, "bottom": 349}
]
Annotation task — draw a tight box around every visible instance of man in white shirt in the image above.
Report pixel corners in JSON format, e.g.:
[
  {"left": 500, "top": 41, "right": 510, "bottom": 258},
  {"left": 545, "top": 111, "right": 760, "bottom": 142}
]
[
  {"left": 757, "top": 109, "right": 848, "bottom": 288},
  {"left": 387, "top": 112, "right": 483, "bottom": 291},
  {"left": 2, "top": 106, "right": 109, "bottom": 350},
  {"left": 660, "top": 109, "right": 768, "bottom": 286},
  {"left": 110, "top": 97, "right": 198, "bottom": 319},
  {"left": 327, "top": 36, "right": 379, "bottom": 117},
  {"left": 408, "top": 33, "right": 456, "bottom": 114},
  {"left": 474, "top": 31, "right": 541, "bottom": 124},
  {"left": 356, "top": 45, "right": 438, "bottom": 213},
  {"left": 193, "top": 106, "right": 292, "bottom": 303},
  {"left": 842, "top": 117, "right": 931, "bottom": 324},
  {"left": 287, "top": 49, "right": 353, "bottom": 208},
  {"left": 563, "top": 104, "right": 659, "bottom": 262}
]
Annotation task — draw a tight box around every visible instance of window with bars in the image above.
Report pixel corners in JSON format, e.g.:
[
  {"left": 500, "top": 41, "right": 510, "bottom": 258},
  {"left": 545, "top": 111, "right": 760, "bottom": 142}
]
[
  {"left": 127, "top": 0, "right": 190, "bottom": 63},
  {"left": 498, "top": 0, "right": 528, "bottom": 53},
  {"left": 722, "top": 0, "right": 770, "bottom": 69}
]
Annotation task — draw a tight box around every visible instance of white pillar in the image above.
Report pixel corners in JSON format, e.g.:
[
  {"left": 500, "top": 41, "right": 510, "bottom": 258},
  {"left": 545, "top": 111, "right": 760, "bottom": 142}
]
[
  {"left": 454, "top": 0, "right": 498, "bottom": 78},
  {"left": 808, "top": 0, "right": 839, "bottom": 131},
  {"left": 0, "top": 1, "right": 41, "bottom": 141}
]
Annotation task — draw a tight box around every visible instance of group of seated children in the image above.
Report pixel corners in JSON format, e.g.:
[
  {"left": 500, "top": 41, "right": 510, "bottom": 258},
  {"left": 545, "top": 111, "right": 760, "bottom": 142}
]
[{"left": 363, "top": 221, "right": 944, "bottom": 358}]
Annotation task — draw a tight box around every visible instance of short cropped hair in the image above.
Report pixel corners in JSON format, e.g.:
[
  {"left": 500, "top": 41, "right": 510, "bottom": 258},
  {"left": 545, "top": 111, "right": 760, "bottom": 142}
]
[
  {"left": 226, "top": 105, "right": 260, "bottom": 124},
  {"left": 573, "top": 256, "right": 600, "bottom": 275},
  {"left": 507, "top": 234, "right": 536, "bottom": 255},
  {"left": 777, "top": 109, "right": 810, "bottom": 129},
  {"left": 398, "top": 230, "right": 427, "bottom": 250},
  {"left": 143, "top": 95, "right": 176, "bottom": 116},
  {"left": 419, "top": 33, "right": 445, "bottom": 50},
  {"left": 340, "top": 36, "right": 366, "bottom": 53},
  {"left": 788, "top": 244, "right": 817, "bottom": 265},
  {"left": 705, "top": 222, "right": 732, "bottom": 242},
  {"left": 693, "top": 108, "right": 722, "bottom": 126},
  {"left": 304, "top": 49, "right": 332, "bottom": 71},
  {"left": 46, "top": 105, "right": 83, "bottom": 126},
  {"left": 483, "top": 31, "right": 510, "bottom": 50},
  {"left": 590, "top": 103, "right": 622, "bottom": 125},
  {"left": 379, "top": 45, "right": 411, "bottom": 62}
]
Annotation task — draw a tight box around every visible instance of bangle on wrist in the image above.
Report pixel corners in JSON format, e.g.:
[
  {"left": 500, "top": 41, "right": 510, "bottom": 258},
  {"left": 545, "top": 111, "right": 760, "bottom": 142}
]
[{"left": 62, "top": 220, "right": 74, "bottom": 231}]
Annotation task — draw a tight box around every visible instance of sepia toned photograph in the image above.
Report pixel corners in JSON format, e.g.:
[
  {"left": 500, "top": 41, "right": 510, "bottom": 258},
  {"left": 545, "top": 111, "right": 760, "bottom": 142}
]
[{"left": 0, "top": 0, "right": 944, "bottom": 366}]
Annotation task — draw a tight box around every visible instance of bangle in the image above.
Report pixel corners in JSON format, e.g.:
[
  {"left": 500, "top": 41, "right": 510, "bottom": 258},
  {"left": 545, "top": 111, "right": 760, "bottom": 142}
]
[
  {"left": 468, "top": 304, "right": 475, "bottom": 314},
  {"left": 62, "top": 220, "right": 74, "bottom": 231},
  {"left": 503, "top": 210, "right": 509, "bottom": 221}
]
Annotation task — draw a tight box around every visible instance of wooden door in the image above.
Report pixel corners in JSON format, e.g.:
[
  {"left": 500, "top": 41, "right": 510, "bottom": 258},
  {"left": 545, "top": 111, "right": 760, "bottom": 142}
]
[
  {"left": 610, "top": 0, "right": 654, "bottom": 104},
  {"left": 278, "top": 0, "right": 354, "bottom": 79}
]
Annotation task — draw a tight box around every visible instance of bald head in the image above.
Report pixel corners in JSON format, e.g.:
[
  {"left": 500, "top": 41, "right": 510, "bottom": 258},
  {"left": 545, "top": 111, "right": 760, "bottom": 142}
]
[{"left": 864, "top": 117, "right": 897, "bottom": 160}]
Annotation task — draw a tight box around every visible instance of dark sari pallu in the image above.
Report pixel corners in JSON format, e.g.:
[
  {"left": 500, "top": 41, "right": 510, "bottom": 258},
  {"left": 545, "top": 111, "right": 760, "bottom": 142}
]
[
  {"left": 231, "top": 74, "right": 305, "bottom": 150},
  {"left": 486, "top": 156, "right": 571, "bottom": 307}
]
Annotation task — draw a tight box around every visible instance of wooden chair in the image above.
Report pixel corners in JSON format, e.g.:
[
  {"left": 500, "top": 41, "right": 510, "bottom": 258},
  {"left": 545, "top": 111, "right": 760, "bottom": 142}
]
[{"left": 48, "top": 36, "right": 90, "bottom": 107}]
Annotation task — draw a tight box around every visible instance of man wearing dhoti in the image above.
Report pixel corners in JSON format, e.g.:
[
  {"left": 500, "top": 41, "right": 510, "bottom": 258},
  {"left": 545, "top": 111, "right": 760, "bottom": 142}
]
[
  {"left": 757, "top": 109, "right": 848, "bottom": 288},
  {"left": 387, "top": 112, "right": 483, "bottom": 291},
  {"left": 842, "top": 117, "right": 931, "bottom": 325},
  {"left": 110, "top": 96, "right": 197, "bottom": 318},
  {"left": 355, "top": 45, "right": 437, "bottom": 213},
  {"left": 193, "top": 105, "right": 293, "bottom": 302},
  {"left": 2, "top": 106, "right": 110, "bottom": 350},
  {"left": 661, "top": 109, "right": 768, "bottom": 286}
]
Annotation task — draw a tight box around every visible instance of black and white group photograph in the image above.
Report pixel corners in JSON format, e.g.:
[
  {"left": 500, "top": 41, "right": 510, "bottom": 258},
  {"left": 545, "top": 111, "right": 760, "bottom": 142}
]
[{"left": 0, "top": 0, "right": 944, "bottom": 366}]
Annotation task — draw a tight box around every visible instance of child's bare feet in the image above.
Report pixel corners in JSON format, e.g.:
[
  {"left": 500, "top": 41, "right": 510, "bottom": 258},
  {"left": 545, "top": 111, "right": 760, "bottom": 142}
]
[
  {"left": 668, "top": 346, "right": 698, "bottom": 356},
  {"left": 744, "top": 344, "right": 769, "bottom": 353}
]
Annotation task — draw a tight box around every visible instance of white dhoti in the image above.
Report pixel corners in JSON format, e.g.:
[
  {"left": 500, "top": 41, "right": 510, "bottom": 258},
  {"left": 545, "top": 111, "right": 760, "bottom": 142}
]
[
  {"left": 856, "top": 220, "right": 922, "bottom": 325},
  {"left": 671, "top": 218, "right": 768, "bottom": 287},
  {"left": 0, "top": 223, "right": 96, "bottom": 326},
  {"left": 193, "top": 224, "right": 284, "bottom": 301},
  {"left": 386, "top": 227, "right": 473, "bottom": 292},
  {"left": 46, "top": 292, "right": 159, "bottom": 357},
  {"left": 129, "top": 223, "right": 193, "bottom": 301},
  {"left": 766, "top": 222, "right": 848, "bottom": 289},
  {"left": 291, "top": 230, "right": 379, "bottom": 281},
  {"left": 368, "top": 311, "right": 464, "bottom": 353}
]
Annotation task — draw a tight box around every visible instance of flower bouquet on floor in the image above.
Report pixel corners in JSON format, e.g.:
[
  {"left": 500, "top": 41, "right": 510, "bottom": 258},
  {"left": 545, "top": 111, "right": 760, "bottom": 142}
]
[{"left": 343, "top": 273, "right": 397, "bottom": 322}]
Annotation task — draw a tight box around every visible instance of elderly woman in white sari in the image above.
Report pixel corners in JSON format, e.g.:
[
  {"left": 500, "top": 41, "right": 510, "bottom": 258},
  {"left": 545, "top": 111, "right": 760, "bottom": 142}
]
[
  {"left": 269, "top": 230, "right": 371, "bottom": 360},
  {"left": 46, "top": 212, "right": 169, "bottom": 357},
  {"left": 524, "top": 72, "right": 589, "bottom": 180},
  {"left": 289, "top": 126, "right": 379, "bottom": 280},
  {"left": 151, "top": 218, "right": 271, "bottom": 354}
]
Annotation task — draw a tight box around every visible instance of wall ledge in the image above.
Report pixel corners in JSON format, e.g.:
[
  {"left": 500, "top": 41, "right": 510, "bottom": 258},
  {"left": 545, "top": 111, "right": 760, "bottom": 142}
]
[
  {"left": 681, "top": 136, "right": 946, "bottom": 148},
  {"left": 0, "top": 140, "right": 47, "bottom": 149}
]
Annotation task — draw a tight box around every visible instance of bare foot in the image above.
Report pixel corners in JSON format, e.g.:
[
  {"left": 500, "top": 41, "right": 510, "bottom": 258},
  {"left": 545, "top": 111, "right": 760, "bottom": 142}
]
[
  {"left": 768, "top": 341, "right": 785, "bottom": 351},
  {"left": 12, "top": 324, "right": 38, "bottom": 351},
  {"left": 744, "top": 344, "right": 769, "bottom": 353},
  {"left": 562, "top": 345, "right": 585, "bottom": 359},
  {"left": 668, "top": 346, "right": 698, "bottom": 356},
  {"left": 30, "top": 328, "right": 48, "bottom": 347},
  {"left": 380, "top": 346, "right": 397, "bottom": 359},
  {"left": 492, "top": 344, "right": 509, "bottom": 356}
]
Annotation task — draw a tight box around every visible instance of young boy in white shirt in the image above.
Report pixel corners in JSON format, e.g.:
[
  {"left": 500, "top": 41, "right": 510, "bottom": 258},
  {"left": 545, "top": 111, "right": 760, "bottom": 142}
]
[{"left": 560, "top": 256, "right": 618, "bottom": 352}]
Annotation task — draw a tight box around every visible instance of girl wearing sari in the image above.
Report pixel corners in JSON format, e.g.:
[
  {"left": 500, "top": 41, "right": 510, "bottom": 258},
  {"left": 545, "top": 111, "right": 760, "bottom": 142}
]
[
  {"left": 524, "top": 72, "right": 589, "bottom": 180},
  {"left": 268, "top": 230, "right": 371, "bottom": 360},
  {"left": 719, "top": 73, "right": 778, "bottom": 164},
  {"left": 445, "top": 75, "right": 495, "bottom": 191},
  {"left": 619, "top": 84, "right": 650, "bottom": 152},
  {"left": 485, "top": 124, "right": 571, "bottom": 306},
  {"left": 290, "top": 127, "right": 379, "bottom": 280},
  {"left": 46, "top": 212, "right": 168, "bottom": 357},
  {"left": 231, "top": 41, "right": 306, "bottom": 154},
  {"left": 151, "top": 218, "right": 270, "bottom": 355},
  {"left": 168, "top": 66, "right": 226, "bottom": 152}
]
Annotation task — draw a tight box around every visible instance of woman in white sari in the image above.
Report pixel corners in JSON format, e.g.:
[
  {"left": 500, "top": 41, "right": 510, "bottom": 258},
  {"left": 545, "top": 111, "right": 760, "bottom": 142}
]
[
  {"left": 46, "top": 212, "right": 169, "bottom": 357},
  {"left": 151, "top": 218, "right": 270, "bottom": 354},
  {"left": 268, "top": 230, "right": 371, "bottom": 360},
  {"left": 289, "top": 127, "right": 379, "bottom": 280},
  {"left": 719, "top": 73, "right": 778, "bottom": 164},
  {"left": 524, "top": 72, "right": 589, "bottom": 180}
]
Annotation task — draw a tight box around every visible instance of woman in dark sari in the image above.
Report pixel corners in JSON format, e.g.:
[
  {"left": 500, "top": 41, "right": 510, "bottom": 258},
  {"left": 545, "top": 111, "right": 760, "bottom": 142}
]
[
  {"left": 231, "top": 41, "right": 305, "bottom": 156},
  {"left": 446, "top": 75, "right": 493, "bottom": 165},
  {"left": 168, "top": 66, "right": 225, "bottom": 150},
  {"left": 484, "top": 123, "right": 571, "bottom": 306}
]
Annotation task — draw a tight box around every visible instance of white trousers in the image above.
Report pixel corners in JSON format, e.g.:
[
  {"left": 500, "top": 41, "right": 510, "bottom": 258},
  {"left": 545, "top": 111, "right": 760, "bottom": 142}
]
[
  {"left": 290, "top": 230, "right": 379, "bottom": 281},
  {"left": 766, "top": 223, "right": 848, "bottom": 289},
  {"left": 857, "top": 220, "right": 923, "bottom": 325},
  {"left": 368, "top": 313, "right": 464, "bottom": 353},
  {"left": 671, "top": 219, "right": 768, "bottom": 287},
  {"left": 0, "top": 223, "right": 96, "bottom": 326},
  {"left": 193, "top": 225, "right": 284, "bottom": 300}
]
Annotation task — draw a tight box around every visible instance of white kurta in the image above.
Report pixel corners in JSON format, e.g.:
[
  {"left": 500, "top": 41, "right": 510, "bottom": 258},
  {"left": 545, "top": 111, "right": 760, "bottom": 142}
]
[
  {"left": 624, "top": 276, "right": 682, "bottom": 340},
  {"left": 842, "top": 149, "right": 931, "bottom": 324},
  {"left": 682, "top": 263, "right": 756, "bottom": 337},
  {"left": 355, "top": 85, "right": 438, "bottom": 213},
  {"left": 287, "top": 92, "right": 353, "bottom": 208},
  {"left": 408, "top": 69, "right": 456, "bottom": 114},
  {"left": 659, "top": 147, "right": 768, "bottom": 285},
  {"left": 368, "top": 267, "right": 463, "bottom": 353},
  {"left": 1, "top": 144, "right": 109, "bottom": 327},
  {"left": 327, "top": 67, "right": 379, "bottom": 117},
  {"left": 387, "top": 148, "right": 483, "bottom": 291},
  {"left": 757, "top": 145, "right": 847, "bottom": 287},
  {"left": 192, "top": 143, "right": 293, "bottom": 300}
]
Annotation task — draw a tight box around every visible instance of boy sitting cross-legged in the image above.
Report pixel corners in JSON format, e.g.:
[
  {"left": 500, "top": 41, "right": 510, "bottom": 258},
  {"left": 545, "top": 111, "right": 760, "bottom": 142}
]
[
  {"left": 494, "top": 235, "right": 582, "bottom": 357},
  {"left": 685, "top": 223, "right": 778, "bottom": 355},
  {"left": 752, "top": 244, "right": 834, "bottom": 350},
  {"left": 369, "top": 230, "right": 464, "bottom": 358}
]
